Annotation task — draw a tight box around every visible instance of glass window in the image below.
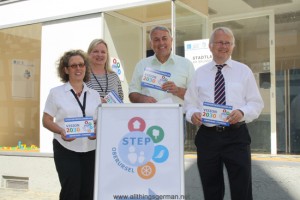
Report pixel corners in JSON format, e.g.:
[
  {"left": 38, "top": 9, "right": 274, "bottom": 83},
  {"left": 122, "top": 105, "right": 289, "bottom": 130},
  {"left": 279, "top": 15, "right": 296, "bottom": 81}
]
[
  {"left": 175, "top": 2, "right": 207, "bottom": 56},
  {"left": 213, "top": 16, "right": 271, "bottom": 153},
  {"left": 0, "top": 24, "right": 41, "bottom": 152},
  {"left": 175, "top": 2, "right": 208, "bottom": 152},
  {"left": 103, "top": 13, "right": 143, "bottom": 103},
  {"left": 275, "top": 11, "right": 300, "bottom": 154}
]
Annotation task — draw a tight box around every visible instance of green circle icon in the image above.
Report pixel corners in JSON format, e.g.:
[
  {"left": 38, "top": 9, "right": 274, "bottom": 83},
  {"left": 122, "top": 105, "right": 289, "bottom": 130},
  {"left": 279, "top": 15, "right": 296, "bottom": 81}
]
[{"left": 147, "top": 126, "right": 164, "bottom": 143}]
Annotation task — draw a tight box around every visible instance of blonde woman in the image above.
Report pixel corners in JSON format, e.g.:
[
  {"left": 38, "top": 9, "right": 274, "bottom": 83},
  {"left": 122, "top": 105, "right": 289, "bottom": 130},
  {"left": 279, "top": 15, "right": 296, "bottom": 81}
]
[{"left": 86, "top": 39, "right": 123, "bottom": 102}]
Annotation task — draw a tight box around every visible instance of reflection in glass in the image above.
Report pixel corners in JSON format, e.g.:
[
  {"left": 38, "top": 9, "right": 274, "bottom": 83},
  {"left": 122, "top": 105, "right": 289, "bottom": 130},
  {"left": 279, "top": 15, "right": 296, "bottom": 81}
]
[
  {"left": 213, "top": 16, "right": 271, "bottom": 153},
  {"left": 175, "top": 2, "right": 207, "bottom": 152},
  {"left": 0, "top": 24, "right": 41, "bottom": 152}
]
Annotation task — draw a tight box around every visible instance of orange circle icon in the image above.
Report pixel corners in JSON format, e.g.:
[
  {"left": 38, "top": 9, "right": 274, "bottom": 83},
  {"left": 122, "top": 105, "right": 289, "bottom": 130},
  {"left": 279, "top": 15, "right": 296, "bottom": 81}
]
[{"left": 137, "top": 162, "right": 156, "bottom": 179}]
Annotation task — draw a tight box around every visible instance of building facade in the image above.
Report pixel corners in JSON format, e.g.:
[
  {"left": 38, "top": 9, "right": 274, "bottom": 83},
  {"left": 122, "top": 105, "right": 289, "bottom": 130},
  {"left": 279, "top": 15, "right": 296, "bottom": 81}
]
[{"left": 0, "top": 0, "right": 300, "bottom": 191}]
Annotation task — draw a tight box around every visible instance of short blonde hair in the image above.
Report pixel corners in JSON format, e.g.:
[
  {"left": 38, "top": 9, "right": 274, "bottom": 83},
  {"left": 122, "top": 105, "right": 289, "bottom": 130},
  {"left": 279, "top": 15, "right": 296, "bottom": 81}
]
[{"left": 87, "top": 39, "right": 113, "bottom": 73}]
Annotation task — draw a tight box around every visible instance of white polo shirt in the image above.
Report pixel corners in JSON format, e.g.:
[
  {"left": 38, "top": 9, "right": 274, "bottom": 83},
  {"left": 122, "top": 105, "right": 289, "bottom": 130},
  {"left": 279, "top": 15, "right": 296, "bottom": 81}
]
[{"left": 44, "top": 82, "right": 101, "bottom": 152}]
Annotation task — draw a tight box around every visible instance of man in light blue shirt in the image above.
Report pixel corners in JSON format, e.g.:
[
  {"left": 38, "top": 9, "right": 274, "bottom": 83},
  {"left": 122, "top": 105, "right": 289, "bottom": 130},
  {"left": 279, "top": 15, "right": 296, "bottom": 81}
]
[{"left": 129, "top": 26, "right": 195, "bottom": 105}]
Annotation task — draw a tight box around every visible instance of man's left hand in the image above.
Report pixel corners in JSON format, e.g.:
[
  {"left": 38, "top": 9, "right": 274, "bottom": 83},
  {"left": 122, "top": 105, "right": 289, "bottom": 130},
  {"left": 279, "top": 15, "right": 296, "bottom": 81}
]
[
  {"left": 227, "top": 109, "right": 244, "bottom": 124},
  {"left": 162, "top": 81, "right": 179, "bottom": 95}
]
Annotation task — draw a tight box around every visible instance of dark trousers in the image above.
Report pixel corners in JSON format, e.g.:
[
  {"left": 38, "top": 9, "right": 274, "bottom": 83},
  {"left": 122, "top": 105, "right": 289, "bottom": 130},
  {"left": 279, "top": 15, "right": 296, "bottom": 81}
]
[
  {"left": 53, "top": 139, "right": 95, "bottom": 200},
  {"left": 195, "top": 124, "right": 253, "bottom": 200}
]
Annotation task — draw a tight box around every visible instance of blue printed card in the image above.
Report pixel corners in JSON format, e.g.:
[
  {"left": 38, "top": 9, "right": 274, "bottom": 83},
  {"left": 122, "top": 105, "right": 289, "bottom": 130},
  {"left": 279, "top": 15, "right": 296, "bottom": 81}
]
[
  {"left": 201, "top": 102, "right": 232, "bottom": 126},
  {"left": 141, "top": 67, "right": 171, "bottom": 91},
  {"left": 64, "top": 117, "right": 95, "bottom": 138},
  {"left": 104, "top": 90, "right": 123, "bottom": 104}
]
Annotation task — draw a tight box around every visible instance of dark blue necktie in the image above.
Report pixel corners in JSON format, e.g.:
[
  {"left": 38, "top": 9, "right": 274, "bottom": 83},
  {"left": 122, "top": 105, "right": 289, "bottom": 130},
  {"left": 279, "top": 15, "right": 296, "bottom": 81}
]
[{"left": 214, "top": 64, "right": 226, "bottom": 105}]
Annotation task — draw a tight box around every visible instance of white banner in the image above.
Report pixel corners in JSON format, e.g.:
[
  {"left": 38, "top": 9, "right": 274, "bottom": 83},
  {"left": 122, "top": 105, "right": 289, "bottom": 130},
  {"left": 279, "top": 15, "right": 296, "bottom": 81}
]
[
  {"left": 184, "top": 39, "right": 212, "bottom": 70},
  {"left": 94, "top": 104, "right": 185, "bottom": 200}
]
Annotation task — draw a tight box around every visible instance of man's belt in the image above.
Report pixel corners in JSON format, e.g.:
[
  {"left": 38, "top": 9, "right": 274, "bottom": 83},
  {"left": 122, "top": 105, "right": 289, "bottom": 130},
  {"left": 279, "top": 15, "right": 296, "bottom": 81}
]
[{"left": 201, "top": 121, "right": 246, "bottom": 132}]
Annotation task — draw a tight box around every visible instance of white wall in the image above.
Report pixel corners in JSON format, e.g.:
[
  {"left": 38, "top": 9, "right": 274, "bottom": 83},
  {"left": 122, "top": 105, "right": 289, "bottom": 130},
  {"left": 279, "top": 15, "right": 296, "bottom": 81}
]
[
  {"left": 40, "top": 15, "right": 103, "bottom": 153},
  {"left": 0, "top": 155, "right": 60, "bottom": 193},
  {"left": 0, "top": 0, "right": 168, "bottom": 29},
  {"left": 1, "top": 0, "right": 168, "bottom": 153}
]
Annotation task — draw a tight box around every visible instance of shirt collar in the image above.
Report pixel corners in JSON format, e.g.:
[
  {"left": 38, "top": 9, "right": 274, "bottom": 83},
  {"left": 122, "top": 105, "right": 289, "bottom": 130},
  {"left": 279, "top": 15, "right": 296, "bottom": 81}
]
[
  {"left": 64, "top": 82, "right": 89, "bottom": 93},
  {"left": 151, "top": 53, "right": 175, "bottom": 65},
  {"left": 210, "top": 58, "right": 233, "bottom": 70}
]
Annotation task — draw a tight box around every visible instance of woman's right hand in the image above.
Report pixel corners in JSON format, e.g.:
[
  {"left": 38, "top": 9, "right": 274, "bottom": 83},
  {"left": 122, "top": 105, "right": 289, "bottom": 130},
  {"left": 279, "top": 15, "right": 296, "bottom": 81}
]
[
  {"left": 60, "top": 129, "right": 76, "bottom": 142},
  {"left": 42, "top": 113, "right": 76, "bottom": 142},
  {"left": 101, "top": 97, "right": 107, "bottom": 103}
]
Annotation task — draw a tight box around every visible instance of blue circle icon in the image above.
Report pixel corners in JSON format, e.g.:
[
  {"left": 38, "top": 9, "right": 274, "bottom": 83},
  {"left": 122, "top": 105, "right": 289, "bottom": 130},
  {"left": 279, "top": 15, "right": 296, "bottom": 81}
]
[{"left": 152, "top": 145, "right": 169, "bottom": 163}]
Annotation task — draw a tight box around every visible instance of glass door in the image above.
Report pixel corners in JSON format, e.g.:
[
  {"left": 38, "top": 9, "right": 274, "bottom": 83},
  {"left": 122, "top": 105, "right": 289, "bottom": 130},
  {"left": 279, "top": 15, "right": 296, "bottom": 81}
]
[
  {"left": 277, "top": 67, "right": 300, "bottom": 154},
  {"left": 276, "top": 69, "right": 287, "bottom": 153},
  {"left": 289, "top": 69, "right": 300, "bottom": 153},
  {"left": 103, "top": 13, "right": 143, "bottom": 103},
  {"left": 211, "top": 14, "right": 273, "bottom": 153},
  {"left": 275, "top": 12, "right": 300, "bottom": 154},
  {"left": 174, "top": 1, "right": 208, "bottom": 152}
]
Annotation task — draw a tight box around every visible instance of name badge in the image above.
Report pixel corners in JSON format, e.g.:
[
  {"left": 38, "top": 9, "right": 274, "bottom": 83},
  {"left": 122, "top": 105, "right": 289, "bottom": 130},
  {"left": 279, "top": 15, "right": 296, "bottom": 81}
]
[
  {"left": 141, "top": 67, "right": 171, "bottom": 91},
  {"left": 202, "top": 102, "right": 232, "bottom": 126},
  {"left": 104, "top": 90, "right": 123, "bottom": 104},
  {"left": 64, "top": 117, "right": 95, "bottom": 138}
]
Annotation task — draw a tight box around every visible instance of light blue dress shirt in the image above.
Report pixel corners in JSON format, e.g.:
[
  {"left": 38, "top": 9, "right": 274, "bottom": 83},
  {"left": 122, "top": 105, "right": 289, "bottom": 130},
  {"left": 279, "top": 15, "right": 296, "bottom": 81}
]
[{"left": 129, "top": 54, "right": 195, "bottom": 105}]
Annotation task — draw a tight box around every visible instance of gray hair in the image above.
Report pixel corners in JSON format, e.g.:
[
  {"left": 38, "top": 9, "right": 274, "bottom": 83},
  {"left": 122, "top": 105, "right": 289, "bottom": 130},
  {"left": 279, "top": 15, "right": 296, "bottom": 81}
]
[
  {"left": 209, "top": 27, "right": 235, "bottom": 47},
  {"left": 149, "top": 26, "right": 172, "bottom": 41}
]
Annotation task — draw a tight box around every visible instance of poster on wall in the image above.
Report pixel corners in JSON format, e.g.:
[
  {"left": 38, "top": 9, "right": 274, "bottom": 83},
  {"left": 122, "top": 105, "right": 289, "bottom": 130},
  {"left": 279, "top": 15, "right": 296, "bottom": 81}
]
[
  {"left": 11, "top": 59, "right": 35, "bottom": 98},
  {"left": 111, "top": 57, "right": 124, "bottom": 82},
  {"left": 184, "top": 39, "right": 212, "bottom": 69},
  {"left": 94, "top": 104, "right": 185, "bottom": 200}
]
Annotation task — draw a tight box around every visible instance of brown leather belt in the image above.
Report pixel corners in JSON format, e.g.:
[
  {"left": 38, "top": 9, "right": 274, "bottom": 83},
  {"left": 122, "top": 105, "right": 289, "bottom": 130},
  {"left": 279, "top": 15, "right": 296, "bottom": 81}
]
[{"left": 201, "top": 121, "right": 246, "bottom": 132}]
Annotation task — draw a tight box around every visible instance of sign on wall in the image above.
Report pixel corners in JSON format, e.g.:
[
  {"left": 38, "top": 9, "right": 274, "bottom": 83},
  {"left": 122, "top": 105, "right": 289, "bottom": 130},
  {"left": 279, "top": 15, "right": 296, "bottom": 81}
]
[
  {"left": 94, "top": 104, "right": 185, "bottom": 200},
  {"left": 184, "top": 39, "right": 212, "bottom": 69},
  {"left": 12, "top": 59, "right": 35, "bottom": 98}
]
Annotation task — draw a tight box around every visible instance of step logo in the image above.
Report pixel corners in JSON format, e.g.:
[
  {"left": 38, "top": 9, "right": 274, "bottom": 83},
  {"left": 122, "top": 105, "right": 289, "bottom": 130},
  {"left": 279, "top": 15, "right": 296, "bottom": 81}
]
[{"left": 112, "top": 117, "right": 169, "bottom": 179}]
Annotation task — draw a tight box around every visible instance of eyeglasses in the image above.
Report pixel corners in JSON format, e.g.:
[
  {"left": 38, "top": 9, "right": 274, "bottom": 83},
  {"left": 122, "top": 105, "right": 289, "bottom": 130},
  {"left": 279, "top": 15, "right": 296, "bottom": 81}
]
[
  {"left": 69, "top": 63, "right": 85, "bottom": 69},
  {"left": 213, "top": 41, "right": 233, "bottom": 47}
]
